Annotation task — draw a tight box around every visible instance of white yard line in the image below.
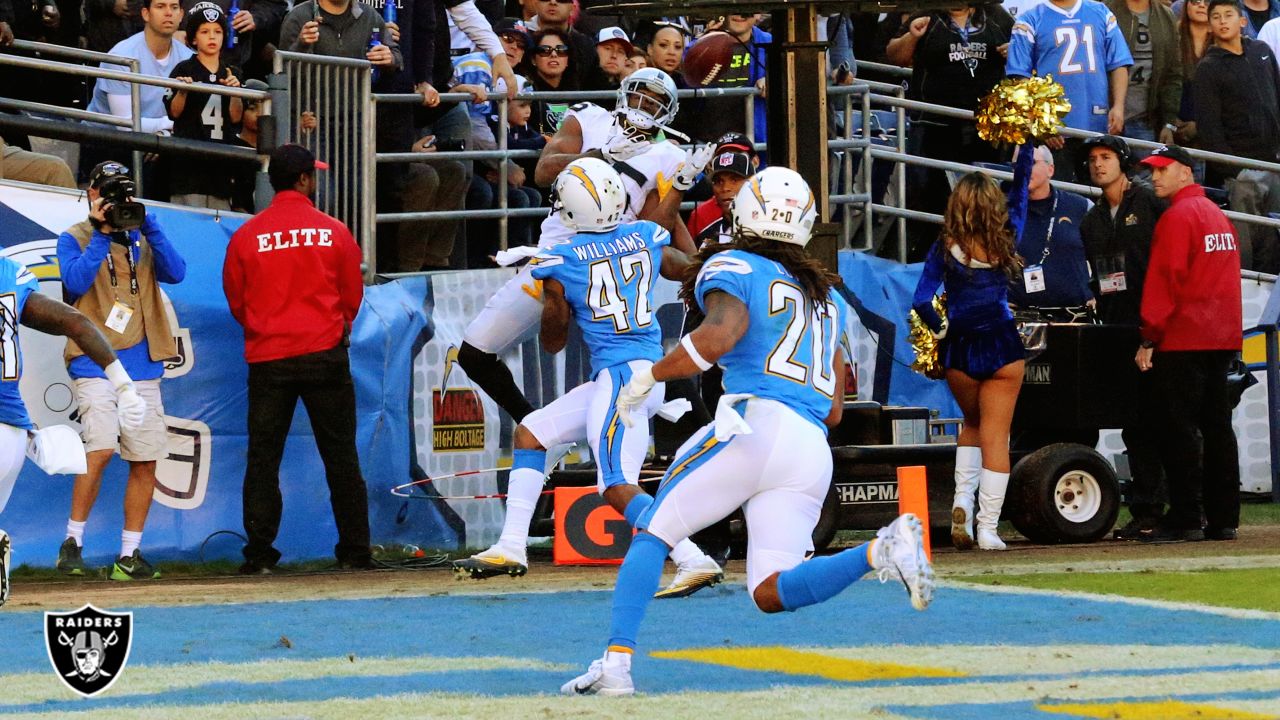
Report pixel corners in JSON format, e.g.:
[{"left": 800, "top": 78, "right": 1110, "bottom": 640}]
[{"left": 944, "top": 579, "right": 1280, "bottom": 621}]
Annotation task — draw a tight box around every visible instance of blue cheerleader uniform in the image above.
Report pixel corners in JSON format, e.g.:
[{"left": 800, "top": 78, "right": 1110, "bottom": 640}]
[{"left": 912, "top": 242, "right": 1026, "bottom": 380}]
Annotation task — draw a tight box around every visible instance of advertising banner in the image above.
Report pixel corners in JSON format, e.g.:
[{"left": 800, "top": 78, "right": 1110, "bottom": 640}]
[{"left": 0, "top": 182, "right": 1272, "bottom": 567}]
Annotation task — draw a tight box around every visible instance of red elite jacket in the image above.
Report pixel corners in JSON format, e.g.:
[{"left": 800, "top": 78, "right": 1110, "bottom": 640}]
[
  {"left": 222, "top": 191, "right": 364, "bottom": 363},
  {"left": 1140, "top": 184, "right": 1242, "bottom": 351}
]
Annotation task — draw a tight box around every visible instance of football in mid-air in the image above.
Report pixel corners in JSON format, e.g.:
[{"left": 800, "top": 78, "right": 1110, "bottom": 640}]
[{"left": 682, "top": 31, "right": 740, "bottom": 87}]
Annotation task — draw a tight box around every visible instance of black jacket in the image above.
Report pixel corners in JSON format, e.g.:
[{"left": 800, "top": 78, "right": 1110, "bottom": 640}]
[
  {"left": 1080, "top": 181, "right": 1168, "bottom": 325},
  {"left": 1193, "top": 37, "right": 1280, "bottom": 167}
]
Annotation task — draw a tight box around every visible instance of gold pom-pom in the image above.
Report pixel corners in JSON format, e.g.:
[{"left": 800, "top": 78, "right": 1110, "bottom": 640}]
[
  {"left": 975, "top": 75, "right": 1072, "bottom": 146},
  {"left": 909, "top": 295, "right": 947, "bottom": 380}
]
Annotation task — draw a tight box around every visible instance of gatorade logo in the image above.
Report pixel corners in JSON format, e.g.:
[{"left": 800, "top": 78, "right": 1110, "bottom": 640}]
[{"left": 553, "top": 486, "right": 632, "bottom": 565}]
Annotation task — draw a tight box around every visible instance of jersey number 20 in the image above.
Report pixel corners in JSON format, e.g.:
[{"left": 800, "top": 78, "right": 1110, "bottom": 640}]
[
  {"left": 589, "top": 253, "right": 653, "bottom": 332},
  {"left": 766, "top": 282, "right": 838, "bottom": 396}
]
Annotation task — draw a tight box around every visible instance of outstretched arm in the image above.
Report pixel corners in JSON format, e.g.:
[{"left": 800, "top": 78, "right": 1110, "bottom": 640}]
[
  {"left": 640, "top": 187, "right": 692, "bottom": 251},
  {"left": 534, "top": 116, "right": 588, "bottom": 186},
  {"left": 651, "top": 290, "right": 749, "bottom": 382},
  {"left": 659, "top": 245, "right": 690, "bottom": 281},
  {"left": 20, "top": 292, "right": 117, "bottom": 369}
]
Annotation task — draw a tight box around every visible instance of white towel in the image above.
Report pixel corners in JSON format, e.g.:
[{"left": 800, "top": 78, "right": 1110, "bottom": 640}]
[
  {"left": 493, "top": 245, "right": 543, "bottom": 267},
  {"left": 713, "top": 393, "right": 754, "bottom": 441},
  {"left": 655, "top": 398, "right": 692, "bottom": 422},
  {"left": 26, "top": 426, "right": 87, "bottom": 475}
]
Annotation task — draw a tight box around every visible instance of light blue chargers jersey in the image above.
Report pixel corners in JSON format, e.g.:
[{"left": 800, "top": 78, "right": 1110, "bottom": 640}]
[
  {"left": 1006, "top": 0, "right": 1132, "bottom": 133},
  {"left": 530, "top": 220, "right": 670, "bottom": 377},
  {"left": 694, "top": 249, "right": 847, "bottom": 431},
  {"left": 0, "top": 258, "right": 39, "bottom": 429}
]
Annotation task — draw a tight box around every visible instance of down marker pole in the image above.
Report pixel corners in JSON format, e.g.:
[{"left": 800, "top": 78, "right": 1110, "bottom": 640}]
[{"left": 897, "top": 465, "right": 931, "bottom": 561}]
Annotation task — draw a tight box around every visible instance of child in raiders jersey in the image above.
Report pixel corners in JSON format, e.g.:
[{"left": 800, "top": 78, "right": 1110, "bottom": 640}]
[{"left": 164, "top": 2, "right": 244, "bottom": 209}]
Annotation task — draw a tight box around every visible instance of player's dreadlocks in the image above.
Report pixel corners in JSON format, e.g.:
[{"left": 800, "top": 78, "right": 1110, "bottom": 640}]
[{"left": 680, "top": 236, "right": 841, "bottom": 316}]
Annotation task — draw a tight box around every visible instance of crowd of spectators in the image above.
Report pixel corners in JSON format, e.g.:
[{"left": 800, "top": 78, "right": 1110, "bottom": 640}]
[{"left": 2, "top": 0, "right": 1280, "bottom": 272}]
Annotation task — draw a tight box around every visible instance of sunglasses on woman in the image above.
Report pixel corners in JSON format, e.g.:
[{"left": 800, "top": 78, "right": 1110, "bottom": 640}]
[{"left": 536, "top": 44, "right": 570, "bottom": 57}]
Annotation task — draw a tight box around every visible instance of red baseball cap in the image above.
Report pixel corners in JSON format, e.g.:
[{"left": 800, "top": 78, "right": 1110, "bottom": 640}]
[{"left": 1140, "top": 144, "right": 1194, "bottom": 169}]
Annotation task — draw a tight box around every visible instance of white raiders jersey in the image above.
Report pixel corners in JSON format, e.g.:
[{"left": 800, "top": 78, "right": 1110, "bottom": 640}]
[{"left": 535, "top": 102, "right": 686, "bottom": 249}]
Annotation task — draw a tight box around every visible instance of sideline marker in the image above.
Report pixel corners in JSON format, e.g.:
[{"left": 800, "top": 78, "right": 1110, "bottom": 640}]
[
  {"left": 897, "top": 466, "right": 931, "bottom": 561},
  {"left": 553, "top": 486, "right": 632, "bottom": 565}
]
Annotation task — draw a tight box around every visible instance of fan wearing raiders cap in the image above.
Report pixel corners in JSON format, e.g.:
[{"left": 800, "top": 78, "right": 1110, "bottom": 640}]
[{"left": 163, "top": 2, "right": 244, "bottom": 209}]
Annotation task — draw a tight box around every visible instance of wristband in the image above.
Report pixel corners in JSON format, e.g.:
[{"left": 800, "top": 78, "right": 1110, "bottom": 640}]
[
  {"left": 681, "top": 334, "right": 713, "bottom": 371},
  {"left": 103, "top": 359, "right": 133, "bottom": 389},
  {"left": 1140, "top": 339, "right": 1155, "bottom": 350}
]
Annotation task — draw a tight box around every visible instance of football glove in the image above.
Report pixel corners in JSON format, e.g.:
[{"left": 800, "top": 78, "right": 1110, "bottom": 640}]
[
  {"left": 105, "top": 360, "right": 147, "bottom": 431},
  {"left": 615, "top": 366, "right": 656, "bottom": 428},
  {"left": 672, "top": 143, "right": 716, "bottom": 191},
  {"left": 601, "top": 127, "right": 651, "bottom": 163}
]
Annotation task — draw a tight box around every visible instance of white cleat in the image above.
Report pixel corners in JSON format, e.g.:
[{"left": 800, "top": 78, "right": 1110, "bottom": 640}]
[
  {"left": 560, "top": 653, "right": 635, "bottom": 696},
  {"left": 655, "top": 555, "right": 724, "bottom": 599},
  {"left": 873, "top": 514, "right": 935, "bottom": 611},
  {"left": 0, "top": 529, "right": 10, "bottom": 608},
  {"left": 451, "top": 545, "right": 528, "bottom": 579}
]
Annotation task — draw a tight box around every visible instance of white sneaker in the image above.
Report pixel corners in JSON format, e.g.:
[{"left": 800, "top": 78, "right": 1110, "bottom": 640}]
[
  {"left": 451, "top": 544, "right": 528, "bottom": 579},
  {"left": 655, "top": 555, "right": 724, "bottom": 599},
  {"left": 977, "top": 527, "right": 1007, "bottom": 551},
  {"left": 560, "top": 652, "right": 635, "bottom": 696},
  {"left": 872, "top": 514, "right": 935, "bottom": 611},
  {"left": 0, "top": 529, "right": 10, "bottom": 607}
]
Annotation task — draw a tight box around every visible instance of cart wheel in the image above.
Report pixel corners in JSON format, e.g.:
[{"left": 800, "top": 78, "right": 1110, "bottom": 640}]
[
  {"left": 1008, "top": 443, "right": 1120, "bottom": 544},
  {"left": 811, "top": 483, "right": 840, "bottom": 552}
]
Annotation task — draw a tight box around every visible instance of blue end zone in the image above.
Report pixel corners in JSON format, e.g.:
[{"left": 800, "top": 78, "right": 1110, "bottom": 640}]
[{"left": 0, "top": 582, "right": 1275, "bottom": 712}]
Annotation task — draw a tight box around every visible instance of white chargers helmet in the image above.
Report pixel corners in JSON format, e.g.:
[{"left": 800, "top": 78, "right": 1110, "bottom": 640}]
[
  {"left": 553, "top": 158, "right": 627, "bottom": 232},
  {"left": 730, "top": 167, "right": 818, "bottom": 247},
  {"left": 615, "top": 67, "right": 679, "bottom": 132}
]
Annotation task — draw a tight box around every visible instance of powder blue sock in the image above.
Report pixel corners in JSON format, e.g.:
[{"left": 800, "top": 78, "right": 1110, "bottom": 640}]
[
  {"left": 775, "top": 542, "right": 874, "bottom": 611},
  {"left": 512, "top": 448, "right": 545, "bottom": 471},
  {"left": 623, "top": 493, "right": 654, "bottom": 527},
  {"left": 607, "top": 532, "right": 669, "bottom": 650}
]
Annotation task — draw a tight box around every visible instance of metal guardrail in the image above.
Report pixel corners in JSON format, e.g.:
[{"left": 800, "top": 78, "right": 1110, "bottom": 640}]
[
  {"left": 273, "top": 50, "right": 374, "bottom": 280},
  {"left": 1, "top": 40, "right": 146, "bottom": 192},
  {"left": 0, "top": 41, "right": 271, "bottom": 197},
  {"left": 9, "top": 47, "right": 1280, "bottom": 266}
]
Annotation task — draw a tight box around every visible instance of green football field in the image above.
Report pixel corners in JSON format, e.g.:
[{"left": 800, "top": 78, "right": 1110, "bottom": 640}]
[{"left": 956, "top": 567, "right": 1280, "bottom": 613}]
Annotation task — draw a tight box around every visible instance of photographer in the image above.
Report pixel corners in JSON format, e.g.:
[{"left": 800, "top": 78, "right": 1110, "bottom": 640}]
[{"left": 53, "top": 161, "right": 187, "bottom": 581}]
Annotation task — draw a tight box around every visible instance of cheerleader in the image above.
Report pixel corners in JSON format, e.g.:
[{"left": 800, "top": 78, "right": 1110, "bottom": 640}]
[{"left": 911, "top": 172, "right": 1026, "bottom": 551}]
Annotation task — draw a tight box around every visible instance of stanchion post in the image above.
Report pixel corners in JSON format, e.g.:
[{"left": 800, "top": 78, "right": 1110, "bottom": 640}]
[{"left": 897, "top": 465, "right": 931, "bottom": 560}]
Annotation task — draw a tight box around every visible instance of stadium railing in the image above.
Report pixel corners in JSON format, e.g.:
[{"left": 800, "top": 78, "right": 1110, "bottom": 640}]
[
  {"left": 273, "top": 50, "right": 375, "bottom": 273},
  {"left": 0, "top": 41, "right": 269, "bottom": 202},
  {"left": 5, "top": 48, "right": 1280, "bottom": 271}
]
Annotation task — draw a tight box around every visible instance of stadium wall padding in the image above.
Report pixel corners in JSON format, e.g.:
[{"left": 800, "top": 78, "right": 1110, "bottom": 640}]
[{"left": 0, "top": 183, "right": 1270, "bottom": 566}]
